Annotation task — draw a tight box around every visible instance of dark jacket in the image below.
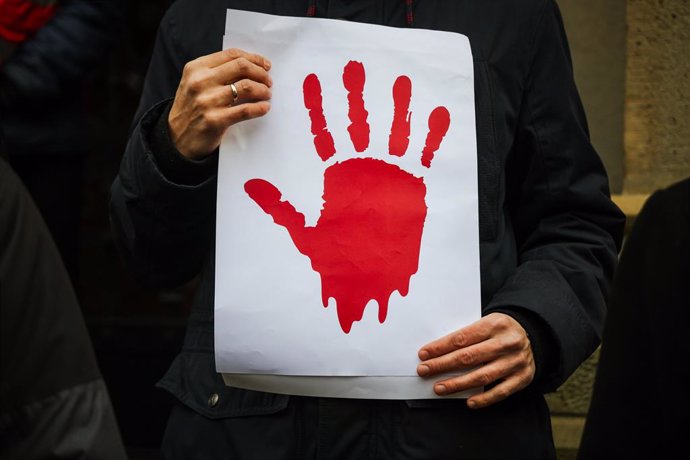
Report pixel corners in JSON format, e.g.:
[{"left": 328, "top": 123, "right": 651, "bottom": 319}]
[
  {"left": 0, "top": 158, "right": 127, "bottom": 459},
  {"left": 578, "top": 178, "right": 690, "bottom": 460},
  {"left": 0, "top": 0, "right": 125, "bottom": 156},
  {"left": 110, "top": 0, "right": 625, "bottom": 455}
]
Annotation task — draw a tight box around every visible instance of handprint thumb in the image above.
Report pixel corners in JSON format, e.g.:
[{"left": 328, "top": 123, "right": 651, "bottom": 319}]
[{"left": 244, "top": 179, "right": 310, "bottom": 252}]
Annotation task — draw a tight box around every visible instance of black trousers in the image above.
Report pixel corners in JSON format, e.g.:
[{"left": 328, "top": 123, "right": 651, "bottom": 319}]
[{"left": 161, "top": 392, "right": 555, "bottom": 460}]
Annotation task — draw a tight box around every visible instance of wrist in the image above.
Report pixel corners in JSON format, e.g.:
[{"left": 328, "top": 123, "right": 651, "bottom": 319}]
[{"left": 146, "top": 100, "right": 218, "bottom": 185}]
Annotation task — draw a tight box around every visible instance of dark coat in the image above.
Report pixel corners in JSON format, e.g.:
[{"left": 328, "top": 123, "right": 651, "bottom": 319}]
[
  {"left": 0, "top": 0, "right": 125, "bottom": 156},
  {"left": 0, "top": 158, "right": 127, "bottom": 459},
  {"left": 110, "top": 0, "right": 625, "bottom": 457},
  {"left": 578, "top": 178, "right": 690, "bottom": 460}
]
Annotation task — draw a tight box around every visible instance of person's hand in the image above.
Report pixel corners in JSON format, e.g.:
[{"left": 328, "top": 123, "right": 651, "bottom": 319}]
[
  {"left": 417, "top": 312, "right": 535, "bottom": 409},
  {"left": 169, "top": 48, "right": 273, "bottom": 160}
]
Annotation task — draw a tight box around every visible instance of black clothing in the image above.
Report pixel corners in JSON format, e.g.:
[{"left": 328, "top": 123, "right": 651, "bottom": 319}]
[
  {"left": 162, "top": 393, "right": 555, "bottom": 460},
  {"left": 0, "top": 159, "right": 96, "bottom": 414},
  {"left": 0, "top": 0, "right": 125, "bottom": 283},
  {"left": 0, "top": 0, "right": 124, "bottom": 157},
  {"left": 0, "top": 158, "right": 126, "bottom": 459},
  {"left": 9, "top": 154, "right": 84, "bottom": 283},
  {"left": 577, "top": 178, "right": 690, "bottom": 460},
  {"left": 110, "top": 0, "right": 624, "bottom": 457}
]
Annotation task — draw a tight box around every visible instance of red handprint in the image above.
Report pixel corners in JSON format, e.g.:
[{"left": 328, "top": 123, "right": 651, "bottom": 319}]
[{"left": 245, "top": 61, "right": 450, "bottom": 334}]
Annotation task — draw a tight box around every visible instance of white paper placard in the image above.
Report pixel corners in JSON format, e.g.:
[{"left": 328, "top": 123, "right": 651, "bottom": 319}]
[{"left": 215, "top": 9, "right": 481, "bottom": 398}]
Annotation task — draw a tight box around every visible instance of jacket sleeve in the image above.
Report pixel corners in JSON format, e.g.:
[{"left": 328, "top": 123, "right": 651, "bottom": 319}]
[
  {"left": 0, "top": 0, "right": 125, "bottom": 103},
  {"left": 109, "top": 7, "right": 218, "bottom": 289},
  {"left": 485, "top": 0, "right": 626, "bottom": 392}
]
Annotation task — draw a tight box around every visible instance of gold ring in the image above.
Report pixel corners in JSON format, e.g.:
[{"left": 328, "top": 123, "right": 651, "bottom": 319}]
[{"left": 229, "top": 82, "right": 239, "bottom": 104}]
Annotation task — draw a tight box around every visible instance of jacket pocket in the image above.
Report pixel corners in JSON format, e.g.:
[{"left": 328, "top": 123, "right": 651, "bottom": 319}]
[
  {"left": 156, "top": 352, "right": 289, "bottom": 420},
  {"left": 474, "top": 59, "right": 500, "bottom": 242}
]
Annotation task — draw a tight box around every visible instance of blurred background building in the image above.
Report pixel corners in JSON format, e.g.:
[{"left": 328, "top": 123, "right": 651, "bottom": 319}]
[{"left": 11, "top": 0, "right": 686, "bottom": 458}]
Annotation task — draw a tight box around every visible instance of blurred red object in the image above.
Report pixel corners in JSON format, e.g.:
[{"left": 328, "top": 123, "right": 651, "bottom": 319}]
[{"left": 0, "top": 0, "right": 57, "bottom": 43}]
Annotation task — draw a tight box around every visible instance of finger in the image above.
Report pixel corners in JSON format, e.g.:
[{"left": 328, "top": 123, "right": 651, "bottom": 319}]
[
  {"left": 417, "top": 338, "right": 504, "bottom": 377},
  {"left": 224, "top": 100, "right": 271, "bottom": 124},
  {"left": 418, "top": 319, "right": 494, "bottom": 361},
  {"left": 213, "top": 57, "right": 273, "bottom": 88},
  {"left": 466, "top": 369, "right": 534, "bottom": 409},
  {"left": 192, "top": 102, "right": 270, "bottom": 137},
  {"left": 194, "top": 85, "right": 235, "bottom": 109},
  {"left": 182, "top": 103, "right": 268, "bottom": 139},
  {"left": 432, "top": 354, "right": 524, "bottom": 396},
  {"left": 198, "top": 81, "right": 272, "bottom": 108},
  {"left": 232, "top": 79, "right": 273, "bottom": 103},
  {"left": 193, "top": 48, "right": 271, "bottom": 71}
]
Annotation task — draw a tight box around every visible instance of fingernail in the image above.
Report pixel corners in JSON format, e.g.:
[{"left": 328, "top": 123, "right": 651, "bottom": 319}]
[
  {"left": 268, "top": 75, "right": 273, "bottom": 87},
  {"left": 467, "top": 400, "right": 477, "bottom": 409},
  {"left": 418, "top": 350, "right": 430, "bottom": 360},
  {"left": 417, "top": 364, "right": 430, "bottom": 377},
  {"left": 264, "top": 59, "right": 271, "bottom": 70},
  {"left": 435, "top": 384, "right": 447, "bottom": 395}
]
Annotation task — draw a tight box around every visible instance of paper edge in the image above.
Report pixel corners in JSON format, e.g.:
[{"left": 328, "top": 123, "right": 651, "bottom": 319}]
[{"left": 222, "top": 374, "right": 482, "bottom": 400}]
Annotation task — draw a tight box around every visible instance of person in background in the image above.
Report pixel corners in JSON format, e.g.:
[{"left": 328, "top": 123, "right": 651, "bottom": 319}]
[
  {"left": 0, "top": 0, "right": 126, "bottom": 285},
  {"left": 577, "top": 177, "right": 690, "bottom": 460},
  {"left": 110, "top": 1, "right": 626, "bottom": 458},
  {"left": 0, "top": 152, "right": 127, "bottom": 460}
]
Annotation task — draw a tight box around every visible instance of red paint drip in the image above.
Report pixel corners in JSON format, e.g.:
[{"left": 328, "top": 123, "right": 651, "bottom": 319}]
[
  {"left": 389, "top": 75, "right": 412, "bottom": 157},
  {"left": 342, "top": 61, "right": 370, "bottom": 152},
  {"left": 421, "top": 107, "right": 451, "bottom": 168},
  {"left": 245, "top": 158, "right": 427, "bottom": 333},
  {"left": 303, "top": 73, "right": 336, "bottom": 161}
]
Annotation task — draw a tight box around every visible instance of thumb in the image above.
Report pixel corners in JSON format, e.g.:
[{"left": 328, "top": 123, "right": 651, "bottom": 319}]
[{"left": 244, "top": 179, "right": 309, "bottom": 250}]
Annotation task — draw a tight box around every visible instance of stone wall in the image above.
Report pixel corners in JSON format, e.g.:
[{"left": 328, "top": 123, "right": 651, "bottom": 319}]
[
  {"left": 558, "top": 0, "right": 627, "bottom": 193},
  {"left": 624, "top": 0, "right": 690, "bottom": 193}
]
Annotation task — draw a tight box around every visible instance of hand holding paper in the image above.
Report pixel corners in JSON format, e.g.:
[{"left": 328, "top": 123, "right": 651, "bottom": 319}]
[
  {"left": 168, "top": 48, "right": 273, "bottom": 159},
  {"left": 417, "top": 312, "right": 535, "bottom": 407}
]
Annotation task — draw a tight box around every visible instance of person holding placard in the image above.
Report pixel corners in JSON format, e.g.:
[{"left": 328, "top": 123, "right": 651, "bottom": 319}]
[{"left": 110, "top": 1, "right": 625, "bottom": 458}]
